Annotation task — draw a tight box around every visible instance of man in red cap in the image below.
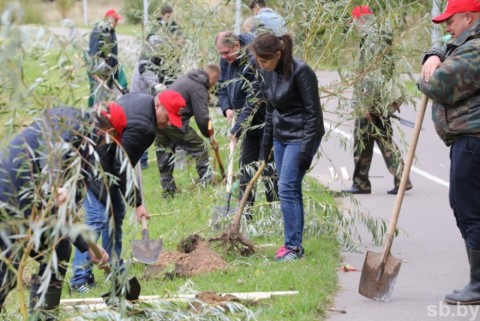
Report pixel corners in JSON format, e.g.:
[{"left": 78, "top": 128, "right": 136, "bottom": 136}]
[
  {"left": 341, "top": 5, "right": 411, "bottom": 195},
  {"left": 419, "top": 0, "right": 480, "bottom": 306},
  {"left": 0, "top": 104, "right": 131, "bottom": 318},
  {"left": 71, "top": 91, "right": 186, "bottom": 293},
  {"left": 87, "top": 9, "right": 126, "bottom": 107}
]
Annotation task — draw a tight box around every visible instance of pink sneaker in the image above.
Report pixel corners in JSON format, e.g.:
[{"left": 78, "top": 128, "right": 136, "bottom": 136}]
[{"left": 275, "top": 246, "right": 288, "bottom": 259}]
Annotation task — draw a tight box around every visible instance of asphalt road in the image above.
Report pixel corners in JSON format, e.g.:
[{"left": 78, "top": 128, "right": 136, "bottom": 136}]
[{"left": 311, "top": 72, "right": 475, "bottom": 321}]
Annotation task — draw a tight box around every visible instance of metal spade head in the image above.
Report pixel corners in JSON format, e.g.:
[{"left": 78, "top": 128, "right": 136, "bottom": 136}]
[
  {"left": 358, "top": 250, "right": 402, "bottom": 302},
  {"left": 132, "top": 229, "right": 163, "bottom": 264},
  {"left": 101, "top": 276, "right": 141, "bottom": 302}
]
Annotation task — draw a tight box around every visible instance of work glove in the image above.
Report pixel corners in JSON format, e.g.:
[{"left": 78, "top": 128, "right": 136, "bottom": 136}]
[
  {"left": 298, "top": 153, "right": 312, "bottom": 171},
  {"left": 154, "top": 83, "right": 167, "bottom": 94}
]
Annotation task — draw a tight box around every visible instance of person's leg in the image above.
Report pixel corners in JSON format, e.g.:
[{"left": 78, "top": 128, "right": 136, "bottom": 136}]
[
  {"left": 31, "top": 238, "right": 72, "bottom": 320},
  {"left": 0, "top": 236, "right": 20, "bottom": 309},
  {"left": 177, "top": 127, "right": 211, "bottom": 186},
  {"left": 70, "top": 189, "right": 108, "bottom": 290},
  {"left": 140, "top": 150, "right": 149, "bottom": 169},
  {"left": 274, "top": 140, "right": 306, "bottom": 261},
  {"left": 445, "top": 137, "right": 480, "bottom": 304},
  {"left": 373, "top": 116, "right": 412, "bottom": 193},
  {"left": 260, "top": 140, "right": 279, "bottom": 203},
  {"left": 351, "top": 117, "right": 374, "bottom": 192},
  {"left": 107, "top": 188, "right": 126, "bottom": 262},
  {"left": 238, "top": 133, "right": 260, "bottom": 207},
  {"left": 155, "top": 130, "right": 176, "bottom": 197}
]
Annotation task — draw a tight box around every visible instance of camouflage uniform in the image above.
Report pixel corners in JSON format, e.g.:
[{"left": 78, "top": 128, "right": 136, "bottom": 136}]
[
  {"left": 351, "top": 16, "right": 410, "bottom": 192},
  {"left": 419, "top": 19, "right": 480, "bottom": 249}
]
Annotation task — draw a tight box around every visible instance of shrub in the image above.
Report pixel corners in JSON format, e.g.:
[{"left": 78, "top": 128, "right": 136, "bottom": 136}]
[{"left": 122, "top": 0, "right": 165, "bottom": 25}]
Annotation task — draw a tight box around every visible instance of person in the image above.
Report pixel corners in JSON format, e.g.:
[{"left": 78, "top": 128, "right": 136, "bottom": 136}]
[
  {"left": 248, "top": 0, "right": 286, "bottom": 36},
  {"left": 0, "top": 105, "right": 123, "bottom": 318},
  {"left": 87, "top": 9, "right": 127, "bottom": 107},
  {"left": 215, "top": 31, "right": 278, "bottom": 218},
  {"left": 154, "top": 64, "right": 219, "bottom": 198},
  {"left": 341, "top": 5, "right": 412, "bottom": 195},
  {"left": 130, "top": 36, "right": 171, "bottom": 169},
  {"left": 70, "top": 90, "right": 186, "bottom": 292},
  {"left": 418, "top": 0, "right": 480, "bottom": 305},
  {"left": 250, "top": 32, "right": 324, "bottom": 261}
]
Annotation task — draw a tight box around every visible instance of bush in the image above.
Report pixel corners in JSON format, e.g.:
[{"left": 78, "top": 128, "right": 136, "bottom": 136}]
[
  {"left": 122, "top": 0, "right": 165, "bottom": 25},
  {"left": 0, "top": 0, "right": 44, "bottom": 24},
  {"left": 56, "top": 0, "right": 75, "bottom": 19}
]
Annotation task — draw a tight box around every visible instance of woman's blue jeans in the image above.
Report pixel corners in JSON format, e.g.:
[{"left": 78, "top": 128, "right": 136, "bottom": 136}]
[
  {"left": 274, "top": 140, "right": 307, "bottom": 248},
  {"left": 70, "top": 188, "right": 125, "bottom": 286}
]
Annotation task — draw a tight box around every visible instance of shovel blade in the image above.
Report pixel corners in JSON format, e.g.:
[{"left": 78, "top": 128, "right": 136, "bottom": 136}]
[
  {"left": 132, "top": 238, "right": 163, "bottom": 264},
  {"left": 358, "top": 250, "right": 402, "bottom": 302},
  {"left": 210, "top": 205, "right": 236, "bottom": 230},
  {"left": 102, "top": 276, "right": 141, "bottom": 302}
]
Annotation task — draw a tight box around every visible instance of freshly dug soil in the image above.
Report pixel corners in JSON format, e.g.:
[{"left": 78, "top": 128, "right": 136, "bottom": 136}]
[{"left": 147, "top": 234, "right": 228, "bottom": 278}]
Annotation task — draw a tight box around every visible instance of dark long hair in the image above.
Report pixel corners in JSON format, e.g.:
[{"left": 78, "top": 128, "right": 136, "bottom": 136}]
[{"left": 250, "top": 33, "right": 293, "bottom": 79}]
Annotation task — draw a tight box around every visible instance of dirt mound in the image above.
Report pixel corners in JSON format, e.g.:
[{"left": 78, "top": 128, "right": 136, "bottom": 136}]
[{"left": 147, "top": 235, "right": 228, "bottom": 277}]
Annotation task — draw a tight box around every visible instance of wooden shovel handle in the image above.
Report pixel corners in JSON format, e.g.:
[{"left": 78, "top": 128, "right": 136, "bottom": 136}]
[
  {"left": 383, "top": 95, "right": 428, "bottom": 258},
  {"left": 86, "top": 240, "right": 111, "bottom": 274}
]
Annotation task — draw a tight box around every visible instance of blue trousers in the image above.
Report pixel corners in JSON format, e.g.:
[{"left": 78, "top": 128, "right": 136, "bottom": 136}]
[
  {"left": 70, "top": 188, "right": 125, "bottom": 286},
  {"left": 449, "top": 136, "right": 480, "bottom": 250},
  {"left": 274, "top": 140, "right": 307, "bottom": 248}
]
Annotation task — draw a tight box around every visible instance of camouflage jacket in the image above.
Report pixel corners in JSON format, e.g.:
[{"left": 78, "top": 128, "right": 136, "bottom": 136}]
[
  {"left": 418, "top": 20, "right": 480, "bottom": 146},
  {"left": 353, "top": 17, "right": 398, "bottom": 117}
]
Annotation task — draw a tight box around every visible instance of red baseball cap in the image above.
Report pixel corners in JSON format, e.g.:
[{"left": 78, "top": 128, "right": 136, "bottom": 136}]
[
  {"left": 156, "top": 90, "right": 186, "bottom": 128},
  {"left": 432, "top": 0, "right": 480, "bottom": 24},
  {"left": 101, "top": 102, "right": 127, "bottom": 143},
  {"left": 105, "top": 9, "right": 121, "bottom": 20},
  {"left": 352, "top": 5, "right": 373, "bottom": 18}
]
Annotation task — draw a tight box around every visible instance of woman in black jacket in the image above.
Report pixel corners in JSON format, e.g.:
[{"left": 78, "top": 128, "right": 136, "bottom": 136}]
[{"left": 250, "top": 33, "right": 324, "bottom": 261}]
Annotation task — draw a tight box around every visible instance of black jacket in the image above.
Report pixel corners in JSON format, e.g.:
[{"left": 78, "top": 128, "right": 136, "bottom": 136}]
[
  {"left": 168, "top": 69, "right": 211, "bottom": 138},
  {"left": 260, "top": 58, "right": 325, "bottom": 162},
  {"left": 218, "top": 37, "right": 267, "bottom": 138},
  {"left": 88, "top": 93, "right": 157, "bottom": 208},
  {"left": 0, "top": 107, "right": 97, "bottom": 252}
]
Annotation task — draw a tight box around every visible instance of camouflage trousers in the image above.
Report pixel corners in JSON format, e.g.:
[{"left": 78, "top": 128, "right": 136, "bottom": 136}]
[
  {"left": 155, "top": 126, "right": 210, "bottom": 193},
  {"left": 352, "top": 114, "right": 409, "bottom": 190}
]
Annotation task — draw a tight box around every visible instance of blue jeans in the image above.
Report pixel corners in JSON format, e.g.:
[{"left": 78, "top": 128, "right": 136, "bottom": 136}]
[
  {"left": 449, "top": 136, "right": 480, "bottom": 250},
  {"left": 273, "top": 140, "right": 307, "bottom": 249},
  {"left": 70, "top": 188, "right": 125, "bottom": 286}
]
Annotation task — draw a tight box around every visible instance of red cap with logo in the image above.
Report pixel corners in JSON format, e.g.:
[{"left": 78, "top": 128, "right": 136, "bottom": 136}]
[
  {"left": 105, "top": 9, "right": 121, "bottom": 20},
  {"left": 352, "top": 5, "right": 373, "bottom": 18},
  {"left": 100, "top": 102, "right": 127, "bottom": 143},
  {"left": 156, "top": 90, "right": 186, "bottom": 128},
  {"left": 433, "top": 0, "right": 480, "bottom": 23}
]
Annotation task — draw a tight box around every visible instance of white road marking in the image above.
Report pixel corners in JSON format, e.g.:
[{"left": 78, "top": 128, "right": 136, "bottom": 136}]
[{"left": 324, "top": 121, "right": 450, "bottom": 188}]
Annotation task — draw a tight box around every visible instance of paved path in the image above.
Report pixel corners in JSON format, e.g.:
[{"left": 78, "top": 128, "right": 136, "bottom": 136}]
[{"left": 310, "top": 72, "right": 475, "bottom": 321}]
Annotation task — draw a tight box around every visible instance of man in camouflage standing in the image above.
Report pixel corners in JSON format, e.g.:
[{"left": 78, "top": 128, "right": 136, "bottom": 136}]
[
  {"left": 342, "top": 5, "right": 411, "bottom": 195},
  {"left": 419, "top": 0, "right": 480, "bottom": 305}
]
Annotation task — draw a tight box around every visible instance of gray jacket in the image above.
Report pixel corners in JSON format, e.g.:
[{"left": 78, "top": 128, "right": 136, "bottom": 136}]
[{"left": 168, "top": 69, "right": 211, "bottom": 137}]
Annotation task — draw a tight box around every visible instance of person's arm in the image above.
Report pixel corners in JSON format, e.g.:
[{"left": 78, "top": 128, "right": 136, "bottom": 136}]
[
  {"left": 218, "top": 59, "right": 233, "bottom": 119},
  {"left": 419, "top": 44, "right": 480, "bottom": 105},
  {"left": 191, "top": 88, "right": 211, "bottom": 138},
  {"left": 230, "top": 63, "right": 259, "bottom": 139},
  {"left": 297, "top": 65, "right": 324, "bottom": 163}
]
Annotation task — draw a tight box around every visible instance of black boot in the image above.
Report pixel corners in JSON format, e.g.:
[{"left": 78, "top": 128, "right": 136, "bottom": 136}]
[
  {"left": 453, "top": 242, "right": 471, "bottom": 293},
  {"left": 445, "top": 249, "right": 480, "bottom": 304},
  {"left": 29, "top": 274, "right": 63, "bottom": 321}
]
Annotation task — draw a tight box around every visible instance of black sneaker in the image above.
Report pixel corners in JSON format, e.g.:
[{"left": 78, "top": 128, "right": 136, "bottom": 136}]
[{"left": 72, "top": 283, "right": 92, "bottom": 293}]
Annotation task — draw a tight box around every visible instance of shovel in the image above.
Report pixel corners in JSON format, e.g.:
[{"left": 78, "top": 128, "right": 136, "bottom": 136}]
[
  {"left": 87, "top": 241, "right": 141, "bottom": 301},
  {"left": 208, "top": 120, "right": 226, "bottom": 179},
  {"left": 358, "top": 95, "right": 428, "bottom": 302},
  {"left": 132, "top": 216, "right": 163, "bottom": 264},
  {"left": 211, "top": 135, "right": 236, "bottom": 227}
]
